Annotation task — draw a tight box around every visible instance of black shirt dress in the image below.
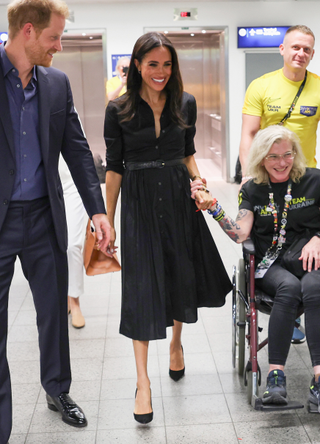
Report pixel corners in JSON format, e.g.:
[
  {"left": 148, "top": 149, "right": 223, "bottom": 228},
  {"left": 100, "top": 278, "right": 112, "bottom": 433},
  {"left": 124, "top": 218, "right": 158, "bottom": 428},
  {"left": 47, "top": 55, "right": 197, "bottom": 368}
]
[{"left": 104, "top": 92, "right": 232, "bottom": 340}]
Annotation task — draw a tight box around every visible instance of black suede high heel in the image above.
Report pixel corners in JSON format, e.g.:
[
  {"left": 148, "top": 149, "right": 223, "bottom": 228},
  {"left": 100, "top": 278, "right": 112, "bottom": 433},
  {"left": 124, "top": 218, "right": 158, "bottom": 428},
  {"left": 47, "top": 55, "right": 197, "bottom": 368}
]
[
  {"left": 169, "top": 345, "right": 185, "bottom": 381},
  {"left": 133, "top": 388, "right": 153, "bottom": 424}
]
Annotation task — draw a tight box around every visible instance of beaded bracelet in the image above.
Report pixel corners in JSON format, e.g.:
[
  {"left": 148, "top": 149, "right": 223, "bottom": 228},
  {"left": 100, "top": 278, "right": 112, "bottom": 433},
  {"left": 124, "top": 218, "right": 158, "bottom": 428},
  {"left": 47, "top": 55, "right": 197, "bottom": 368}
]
[
  {"left": 214, "top": 210, "right": 226, "bottom": 222},
  {"left": 208, "top": 202, "right": 222, "bottom": 217},
  {"left": 207, "top": 202, "right": 226, "bottom": 221},
  {"left": 191, "top": 175, "right": 202, "bottom": 181}
]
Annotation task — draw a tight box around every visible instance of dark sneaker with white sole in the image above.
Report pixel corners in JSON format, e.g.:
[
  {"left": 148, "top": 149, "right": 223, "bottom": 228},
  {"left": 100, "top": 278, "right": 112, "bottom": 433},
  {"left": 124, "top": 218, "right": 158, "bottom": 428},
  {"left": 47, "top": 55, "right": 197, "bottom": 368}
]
[{"left": 262, "top": 369, "right": 288, "bottom": 405}]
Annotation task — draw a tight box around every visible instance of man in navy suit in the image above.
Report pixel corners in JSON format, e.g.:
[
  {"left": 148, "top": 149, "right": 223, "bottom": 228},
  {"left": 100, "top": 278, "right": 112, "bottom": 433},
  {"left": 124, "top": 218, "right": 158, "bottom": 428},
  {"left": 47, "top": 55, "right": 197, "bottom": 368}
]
[{"left": 0, "top": 0, "right": 111, "bottom": 441}]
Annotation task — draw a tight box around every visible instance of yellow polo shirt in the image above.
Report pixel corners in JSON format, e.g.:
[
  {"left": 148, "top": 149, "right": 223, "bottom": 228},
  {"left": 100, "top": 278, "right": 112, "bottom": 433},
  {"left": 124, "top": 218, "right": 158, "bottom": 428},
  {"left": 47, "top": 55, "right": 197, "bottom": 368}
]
[
  {"left": 106, "top": 76, "right": 126, "bottom": 99},
  {"left": 243, "top": 69, "right": 320, "bottom": 167}
]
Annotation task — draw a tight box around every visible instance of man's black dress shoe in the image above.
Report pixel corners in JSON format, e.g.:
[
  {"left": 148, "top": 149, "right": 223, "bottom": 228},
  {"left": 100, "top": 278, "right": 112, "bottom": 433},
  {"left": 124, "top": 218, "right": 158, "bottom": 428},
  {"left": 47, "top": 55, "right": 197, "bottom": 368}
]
[{"left": 46, "top": 393, "right": 88, "bottom": 427}]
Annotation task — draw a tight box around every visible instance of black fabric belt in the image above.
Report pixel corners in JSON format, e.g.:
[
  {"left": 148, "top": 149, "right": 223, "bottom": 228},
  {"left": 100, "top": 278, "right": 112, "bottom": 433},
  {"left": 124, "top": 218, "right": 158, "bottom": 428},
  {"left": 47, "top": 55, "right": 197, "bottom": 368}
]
[{"left": 125, "top": 159, "right": 184, "bottom": 171}]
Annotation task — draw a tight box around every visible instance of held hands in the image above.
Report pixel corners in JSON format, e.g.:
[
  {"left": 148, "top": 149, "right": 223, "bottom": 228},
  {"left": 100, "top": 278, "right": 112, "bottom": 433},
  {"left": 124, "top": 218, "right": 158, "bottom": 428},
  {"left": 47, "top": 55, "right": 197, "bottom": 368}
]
[
  {"left": 299, "top": 236, "right": 320, "bottom": 272},
  {"left": 195, "top": 190, "right": 215, "bottom": 211},
  {"left": 190, "top": 177, "right": 214, "bottom": 210},
  {"left": 190, "top": 177, "right": 207, "bottom": 199}
]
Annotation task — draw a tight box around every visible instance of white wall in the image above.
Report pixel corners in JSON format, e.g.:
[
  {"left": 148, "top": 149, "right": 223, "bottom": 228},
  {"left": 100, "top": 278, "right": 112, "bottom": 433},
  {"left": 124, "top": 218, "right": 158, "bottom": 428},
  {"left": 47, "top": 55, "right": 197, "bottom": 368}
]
[{"left": 1, "top": 1, "right": 320, "bottom": 179}]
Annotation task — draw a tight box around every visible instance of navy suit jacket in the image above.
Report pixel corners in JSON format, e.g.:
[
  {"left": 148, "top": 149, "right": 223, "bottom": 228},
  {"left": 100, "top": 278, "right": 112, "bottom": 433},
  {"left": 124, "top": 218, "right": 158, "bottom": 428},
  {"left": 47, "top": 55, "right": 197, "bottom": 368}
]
[{"left": 0, "top": 63, "right": 106, "bottom": 251}]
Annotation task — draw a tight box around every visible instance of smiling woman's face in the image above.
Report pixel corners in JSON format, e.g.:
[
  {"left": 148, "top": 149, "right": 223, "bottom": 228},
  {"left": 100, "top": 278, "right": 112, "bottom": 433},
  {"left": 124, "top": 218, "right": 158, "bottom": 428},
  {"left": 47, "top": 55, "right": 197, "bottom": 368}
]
[
  {"left": 261, "top": 139, "right": 295, "bottom": 183},
  {"left": 135, "top": 46, "right": 172, "bottom": 94}
]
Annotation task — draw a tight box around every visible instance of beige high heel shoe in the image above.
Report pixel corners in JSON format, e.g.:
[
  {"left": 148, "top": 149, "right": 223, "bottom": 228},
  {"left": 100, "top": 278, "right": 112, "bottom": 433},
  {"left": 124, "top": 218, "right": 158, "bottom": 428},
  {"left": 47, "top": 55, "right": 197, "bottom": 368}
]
[{"left": 68, "top": 296, "right": 85, "bottom": 328}]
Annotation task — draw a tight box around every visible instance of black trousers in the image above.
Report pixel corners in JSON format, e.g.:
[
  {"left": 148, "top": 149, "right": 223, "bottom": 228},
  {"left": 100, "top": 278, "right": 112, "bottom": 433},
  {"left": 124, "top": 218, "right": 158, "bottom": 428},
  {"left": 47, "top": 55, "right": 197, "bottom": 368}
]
[
  {"left": 0, "top": 198, "right": 70, "bottom": 444},
  {"left": 256, "top": 263, "right": 320, "bottom": 367}
]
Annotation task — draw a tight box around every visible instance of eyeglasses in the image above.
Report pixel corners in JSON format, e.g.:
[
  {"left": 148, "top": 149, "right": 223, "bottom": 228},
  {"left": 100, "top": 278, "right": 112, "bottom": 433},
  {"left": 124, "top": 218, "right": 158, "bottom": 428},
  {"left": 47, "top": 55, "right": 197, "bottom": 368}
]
[{"left": 264, "top": 151, "right": 296, "bottom": 163}]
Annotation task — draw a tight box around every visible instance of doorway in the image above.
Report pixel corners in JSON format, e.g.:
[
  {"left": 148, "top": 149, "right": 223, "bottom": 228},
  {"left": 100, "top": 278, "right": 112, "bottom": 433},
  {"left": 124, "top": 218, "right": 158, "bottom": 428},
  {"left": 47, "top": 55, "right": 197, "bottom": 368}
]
[
  {"left": 52, "top": 31, "right": 107, "bottom": 162},
  {"left": 245, "top": 51, "right": 283, "bottom": 88}
]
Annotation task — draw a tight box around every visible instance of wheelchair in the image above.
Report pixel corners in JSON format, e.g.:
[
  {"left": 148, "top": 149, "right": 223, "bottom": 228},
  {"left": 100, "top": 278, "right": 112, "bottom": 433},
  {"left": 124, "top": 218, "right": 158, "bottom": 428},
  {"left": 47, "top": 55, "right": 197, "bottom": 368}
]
[{"left": 232, "top": 238, "right": 313, "bottom": 412}]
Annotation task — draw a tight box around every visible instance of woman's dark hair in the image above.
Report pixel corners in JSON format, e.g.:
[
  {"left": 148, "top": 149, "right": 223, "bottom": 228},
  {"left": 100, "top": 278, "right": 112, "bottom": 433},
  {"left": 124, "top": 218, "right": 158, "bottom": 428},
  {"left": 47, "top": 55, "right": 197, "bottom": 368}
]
[{"left": 117, "top": 32, "right": 187, "bottom": 128}]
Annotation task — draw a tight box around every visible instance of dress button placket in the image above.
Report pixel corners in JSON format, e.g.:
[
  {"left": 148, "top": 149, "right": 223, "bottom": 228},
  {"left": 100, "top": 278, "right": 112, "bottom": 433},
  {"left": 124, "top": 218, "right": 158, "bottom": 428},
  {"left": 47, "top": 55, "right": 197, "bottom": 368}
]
[{"left": 158, "top": 181, "right": 163, "bottom": 220}]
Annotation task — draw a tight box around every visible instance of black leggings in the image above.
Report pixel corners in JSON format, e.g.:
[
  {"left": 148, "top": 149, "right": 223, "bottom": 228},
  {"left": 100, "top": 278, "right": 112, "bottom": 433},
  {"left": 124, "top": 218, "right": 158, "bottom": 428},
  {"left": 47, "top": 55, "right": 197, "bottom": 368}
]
[{"left": 256, "top": 264, "right": 320, "bottom": 367}]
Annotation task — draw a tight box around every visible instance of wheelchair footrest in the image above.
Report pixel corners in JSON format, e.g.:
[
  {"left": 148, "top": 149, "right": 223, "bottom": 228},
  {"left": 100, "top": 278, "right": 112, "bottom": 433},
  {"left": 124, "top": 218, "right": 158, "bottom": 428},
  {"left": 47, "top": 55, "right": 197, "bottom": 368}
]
[
  {"left": 254, "top": 398, "right": 304, "bottom": 412},
  {"left": 308, "top": 401, "right": 320, "bottom": 413}
]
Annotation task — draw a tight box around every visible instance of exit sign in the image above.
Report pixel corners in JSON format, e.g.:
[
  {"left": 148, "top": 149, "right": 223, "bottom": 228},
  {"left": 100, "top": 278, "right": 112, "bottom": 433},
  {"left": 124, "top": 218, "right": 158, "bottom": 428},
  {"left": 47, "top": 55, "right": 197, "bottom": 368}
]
[{"left": 174, "top": 8, "right": 198, "bottom": 21}]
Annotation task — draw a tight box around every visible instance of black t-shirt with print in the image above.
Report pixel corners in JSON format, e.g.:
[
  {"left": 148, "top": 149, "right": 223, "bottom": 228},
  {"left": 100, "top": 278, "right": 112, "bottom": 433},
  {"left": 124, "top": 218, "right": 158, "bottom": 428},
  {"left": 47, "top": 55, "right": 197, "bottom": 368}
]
[{"left": 239, "top": 168, "right": 320, "bottom": 264}]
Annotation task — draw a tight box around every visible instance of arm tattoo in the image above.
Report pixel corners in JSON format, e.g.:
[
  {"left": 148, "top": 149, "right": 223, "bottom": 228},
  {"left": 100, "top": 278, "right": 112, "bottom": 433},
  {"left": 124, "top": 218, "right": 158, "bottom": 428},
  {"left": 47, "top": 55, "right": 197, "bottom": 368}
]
[
  {"left": 236, "top": 209, "right": 248, "bottom": 222},
  {"left": 218, "top": 214, "right": 241, "bottom": 242}
]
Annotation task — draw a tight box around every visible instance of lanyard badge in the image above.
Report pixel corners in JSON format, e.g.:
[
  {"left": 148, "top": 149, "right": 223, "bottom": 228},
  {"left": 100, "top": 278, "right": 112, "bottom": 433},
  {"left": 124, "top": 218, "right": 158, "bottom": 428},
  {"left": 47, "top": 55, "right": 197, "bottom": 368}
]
[{"left": 255, "top": 180, "right": 292, "bottom": 278}]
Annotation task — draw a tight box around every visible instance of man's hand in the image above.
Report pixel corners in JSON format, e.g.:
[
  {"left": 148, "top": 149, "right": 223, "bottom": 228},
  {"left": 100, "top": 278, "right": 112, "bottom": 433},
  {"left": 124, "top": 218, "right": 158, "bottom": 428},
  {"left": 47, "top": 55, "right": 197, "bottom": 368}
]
[
  {"left": 121, "top": 74, "right": 127, "bottom": 86},
  {"left": 91, "top": 214, "right": 112, "bottom": 256}
]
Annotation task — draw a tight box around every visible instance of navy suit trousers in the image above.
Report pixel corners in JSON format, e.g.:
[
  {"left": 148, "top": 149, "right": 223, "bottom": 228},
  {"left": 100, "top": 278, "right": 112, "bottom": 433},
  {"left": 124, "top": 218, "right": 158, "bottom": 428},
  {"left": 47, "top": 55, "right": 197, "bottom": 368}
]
[{"left": 0, "top": 197, "right": 71, "bottom": 444}]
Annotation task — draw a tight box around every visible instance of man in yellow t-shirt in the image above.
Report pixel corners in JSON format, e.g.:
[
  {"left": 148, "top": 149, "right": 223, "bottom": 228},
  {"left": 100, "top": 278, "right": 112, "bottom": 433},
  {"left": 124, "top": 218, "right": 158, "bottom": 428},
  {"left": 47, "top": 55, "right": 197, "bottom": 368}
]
[
  {"left": 239, "top": 25, "right": 320, "bottom": 180},
  {"left": 106, "top": 56, "right": 130, "bottom": 101}
]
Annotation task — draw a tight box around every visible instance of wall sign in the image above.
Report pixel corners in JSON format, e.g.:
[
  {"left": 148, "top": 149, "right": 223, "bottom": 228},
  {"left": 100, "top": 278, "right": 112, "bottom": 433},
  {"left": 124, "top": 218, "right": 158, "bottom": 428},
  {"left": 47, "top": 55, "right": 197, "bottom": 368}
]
[
  {"left": 238, "top": 26, "right": 290, "bottom": 48},
  {"left": 173, "top": 8, "right": 198, "bottom": 21}
]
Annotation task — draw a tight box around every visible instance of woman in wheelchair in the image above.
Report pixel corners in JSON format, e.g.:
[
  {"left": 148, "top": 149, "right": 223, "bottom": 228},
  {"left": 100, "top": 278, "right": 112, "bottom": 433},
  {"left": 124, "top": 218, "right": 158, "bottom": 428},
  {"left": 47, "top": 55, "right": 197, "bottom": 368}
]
[{"left": 192, "top": 125, "right": 320, "bottom": 409}]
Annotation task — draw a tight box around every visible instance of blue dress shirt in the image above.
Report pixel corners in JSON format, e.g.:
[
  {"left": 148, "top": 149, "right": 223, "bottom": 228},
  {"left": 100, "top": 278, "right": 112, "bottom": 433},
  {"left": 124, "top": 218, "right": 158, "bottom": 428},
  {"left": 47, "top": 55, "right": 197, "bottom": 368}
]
[{"left": 0, "top": 44, "right": 48, "bottom": 200}]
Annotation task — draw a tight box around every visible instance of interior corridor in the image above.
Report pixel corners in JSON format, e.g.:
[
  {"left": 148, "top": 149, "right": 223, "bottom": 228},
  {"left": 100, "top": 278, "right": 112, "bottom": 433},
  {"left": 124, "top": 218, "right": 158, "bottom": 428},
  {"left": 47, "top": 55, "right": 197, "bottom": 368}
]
[{"left": 7, "top": 173, "right": 320, "bottom": 444}]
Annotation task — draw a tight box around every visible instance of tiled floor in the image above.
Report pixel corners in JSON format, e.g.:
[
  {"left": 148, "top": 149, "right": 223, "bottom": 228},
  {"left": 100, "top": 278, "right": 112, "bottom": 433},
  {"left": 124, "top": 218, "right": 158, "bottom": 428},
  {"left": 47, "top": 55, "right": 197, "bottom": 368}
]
[{"left": 7, "top": 170, "right": 320, "bottom": 443}]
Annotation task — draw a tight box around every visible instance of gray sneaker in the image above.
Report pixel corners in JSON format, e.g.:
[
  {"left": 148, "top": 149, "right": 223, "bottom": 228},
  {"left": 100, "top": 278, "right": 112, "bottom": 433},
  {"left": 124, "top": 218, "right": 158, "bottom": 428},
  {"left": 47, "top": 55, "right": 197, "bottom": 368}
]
[{"left": 262, "top": 369, "right": 288, "bottom": 405}]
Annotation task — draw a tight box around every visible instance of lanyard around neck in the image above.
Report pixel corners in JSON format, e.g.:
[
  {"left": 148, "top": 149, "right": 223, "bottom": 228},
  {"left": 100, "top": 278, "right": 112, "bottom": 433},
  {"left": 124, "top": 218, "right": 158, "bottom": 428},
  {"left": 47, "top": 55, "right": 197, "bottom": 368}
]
[
  {"left": 279, "top": 71, "right": 307, "bottom": 125},
  {"left": 256, "top": 179, "right": 293, "bottom": 274},
  {"left": 266, "top": 179, "right": 292, "bottom": 255}
]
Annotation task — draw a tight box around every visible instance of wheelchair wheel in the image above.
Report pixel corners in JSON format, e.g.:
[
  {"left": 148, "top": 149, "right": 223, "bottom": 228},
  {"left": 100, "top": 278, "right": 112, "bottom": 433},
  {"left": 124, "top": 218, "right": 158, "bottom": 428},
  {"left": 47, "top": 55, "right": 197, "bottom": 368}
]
[{"left": 232, "top": 259, "right": 246, "bottom": 376}]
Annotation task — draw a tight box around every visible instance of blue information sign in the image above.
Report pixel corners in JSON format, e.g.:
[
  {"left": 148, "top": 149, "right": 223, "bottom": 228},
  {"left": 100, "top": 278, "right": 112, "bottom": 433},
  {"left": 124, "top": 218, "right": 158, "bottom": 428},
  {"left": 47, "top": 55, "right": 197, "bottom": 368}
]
[{"left": 238, "top": 26, "right": 290, "bottom": 48}]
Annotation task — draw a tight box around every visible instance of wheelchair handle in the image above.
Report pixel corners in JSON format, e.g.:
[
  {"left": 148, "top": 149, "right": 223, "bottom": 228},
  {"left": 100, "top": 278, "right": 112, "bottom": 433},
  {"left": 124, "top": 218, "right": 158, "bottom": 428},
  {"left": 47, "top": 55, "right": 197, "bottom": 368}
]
[{"left": 243, "top": 238, "right": 255, "bottom": 255}]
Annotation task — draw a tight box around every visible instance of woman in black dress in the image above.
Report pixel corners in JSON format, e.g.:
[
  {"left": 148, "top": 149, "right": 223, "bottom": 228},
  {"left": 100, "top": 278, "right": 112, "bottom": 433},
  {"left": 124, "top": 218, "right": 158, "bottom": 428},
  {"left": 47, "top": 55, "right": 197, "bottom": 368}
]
[{"left": 104, "top": 32, "right": 232, "bottom": 424}]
